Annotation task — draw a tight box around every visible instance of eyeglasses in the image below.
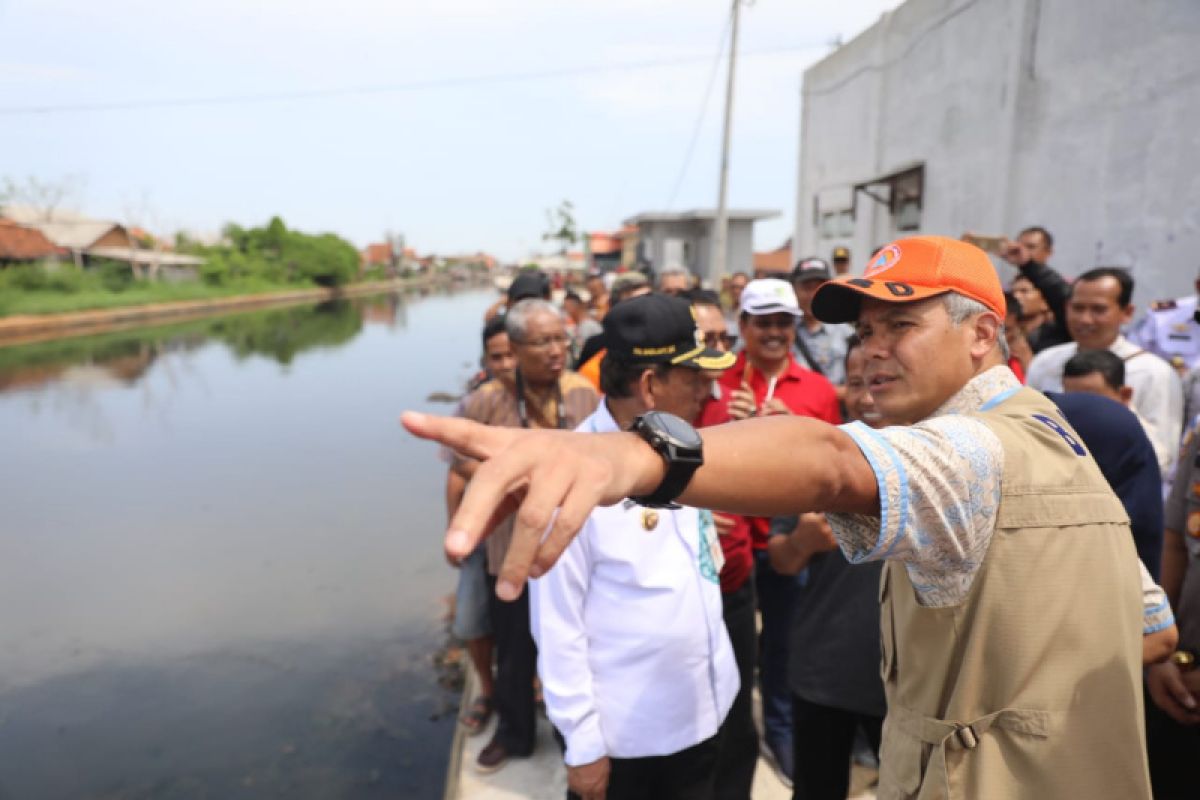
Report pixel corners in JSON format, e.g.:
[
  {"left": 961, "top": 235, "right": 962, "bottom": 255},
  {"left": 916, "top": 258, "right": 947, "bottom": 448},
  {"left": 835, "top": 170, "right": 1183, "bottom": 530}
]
[
  {"left": 703, "top": 332, "right": 735, "bottom": 349},
  {"left": 518, "top": 334, "right": 569, "bottom": 350}
]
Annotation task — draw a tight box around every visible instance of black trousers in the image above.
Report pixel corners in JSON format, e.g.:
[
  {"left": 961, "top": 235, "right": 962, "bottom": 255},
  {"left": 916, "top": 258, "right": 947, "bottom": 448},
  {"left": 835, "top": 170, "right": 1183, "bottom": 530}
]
[
  {"left": 486, "top": 574, "right": 537, "bottom": 755},
  {"left": 1146, "top": 687, "right": 1200, "bottom": 800},
  {"left": 714, "top": 579, "right": 758, "bottom": 800},
  {"left": 791, "top": 695, "right": 883, "bottom": 800},
  {"left": 567, "top": 734, "right": 721, "bottom": 800}
]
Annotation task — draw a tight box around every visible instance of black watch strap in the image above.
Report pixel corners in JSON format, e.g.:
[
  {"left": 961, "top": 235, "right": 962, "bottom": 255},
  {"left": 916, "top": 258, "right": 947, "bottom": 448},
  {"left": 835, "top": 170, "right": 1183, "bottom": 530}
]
[
  {"left": 628, "top": 412, "right": 703, "bottom": 508},
  {"left": 632, "top": 459, "right": 699, "bottom": 508}
]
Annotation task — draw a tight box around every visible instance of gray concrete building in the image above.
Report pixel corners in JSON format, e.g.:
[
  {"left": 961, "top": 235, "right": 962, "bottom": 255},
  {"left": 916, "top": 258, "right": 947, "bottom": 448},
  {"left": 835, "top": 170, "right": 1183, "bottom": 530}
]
[
  {"left": 793, "top": 0, "right": 1200, "bottom": 302},
  {"left": 625, "top": 209, "right": 779, "bottom": 286}
]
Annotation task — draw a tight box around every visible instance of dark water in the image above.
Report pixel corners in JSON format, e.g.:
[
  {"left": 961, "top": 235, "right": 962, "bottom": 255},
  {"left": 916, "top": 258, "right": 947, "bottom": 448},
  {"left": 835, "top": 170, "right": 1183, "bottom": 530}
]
[{"left": 0, "top": 288, "right": 496, "bottom": 799}]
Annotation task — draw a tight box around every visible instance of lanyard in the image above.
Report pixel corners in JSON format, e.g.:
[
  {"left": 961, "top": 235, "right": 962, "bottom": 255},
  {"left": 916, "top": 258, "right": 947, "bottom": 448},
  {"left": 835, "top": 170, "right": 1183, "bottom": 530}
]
[{"left": 515, "top": 369, "right": 566, "bottom": 430}]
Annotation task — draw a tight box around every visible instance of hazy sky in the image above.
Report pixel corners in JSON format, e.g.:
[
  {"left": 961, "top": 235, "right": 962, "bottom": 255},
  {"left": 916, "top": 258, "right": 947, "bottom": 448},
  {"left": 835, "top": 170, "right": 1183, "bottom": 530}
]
[{"left": 1, "top": 0, "right": 901, "bottom": 259}]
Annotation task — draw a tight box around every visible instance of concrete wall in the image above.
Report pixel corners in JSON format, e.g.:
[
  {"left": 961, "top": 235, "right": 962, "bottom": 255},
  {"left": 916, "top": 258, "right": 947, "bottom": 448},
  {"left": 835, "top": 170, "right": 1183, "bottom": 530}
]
[
  {"left": 638, "top": 219, "right": 758, "bottom": 285},
  {"left": 794, "top": 0, "right": 1200, "bottom": 305}
]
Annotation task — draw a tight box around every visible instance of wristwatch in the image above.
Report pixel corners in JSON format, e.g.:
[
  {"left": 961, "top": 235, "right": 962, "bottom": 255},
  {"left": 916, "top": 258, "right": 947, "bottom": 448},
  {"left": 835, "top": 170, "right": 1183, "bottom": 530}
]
[
  {"left": 628, "top": 411, "right": 704, "bottom": 508},
  {"left": 1170, "top": 650, "right": 1196, "bottom": 672}
]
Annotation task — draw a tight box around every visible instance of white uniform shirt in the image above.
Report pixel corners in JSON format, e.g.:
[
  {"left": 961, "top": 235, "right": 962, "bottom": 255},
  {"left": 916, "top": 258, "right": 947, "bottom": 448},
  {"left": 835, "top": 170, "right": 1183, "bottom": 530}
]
[
  {"left": 529, "top": 402, "right": 738, "bottom": 767},
  {"left": 1131, "top": 295, "right": 1200, "bottom": 370},
  {"left": 1025, "top": 336, "right": 1184, "bottom": 470}
]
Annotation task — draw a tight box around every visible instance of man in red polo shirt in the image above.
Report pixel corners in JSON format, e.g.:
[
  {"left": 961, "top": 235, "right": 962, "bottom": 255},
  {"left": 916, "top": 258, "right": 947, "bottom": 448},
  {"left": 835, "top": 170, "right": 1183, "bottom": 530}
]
[{"left": 698, "top": 278, "right": 840, "bottom": 782}]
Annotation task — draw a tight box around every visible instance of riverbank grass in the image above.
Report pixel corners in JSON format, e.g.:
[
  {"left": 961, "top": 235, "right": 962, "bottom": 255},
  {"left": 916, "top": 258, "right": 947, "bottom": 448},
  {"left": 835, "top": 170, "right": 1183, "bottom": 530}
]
[{"left": 0, "top": 265, "right": 315, "bottom": 317}]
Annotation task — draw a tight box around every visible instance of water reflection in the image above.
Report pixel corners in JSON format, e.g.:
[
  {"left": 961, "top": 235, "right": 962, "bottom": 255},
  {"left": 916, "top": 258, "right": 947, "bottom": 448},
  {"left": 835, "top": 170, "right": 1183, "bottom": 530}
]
[
  {"left": 0, "top": 288, "right": 496, "bottom": 799},
  {"left": 0, "top": 296, "right": 387, "bottom": 394}
]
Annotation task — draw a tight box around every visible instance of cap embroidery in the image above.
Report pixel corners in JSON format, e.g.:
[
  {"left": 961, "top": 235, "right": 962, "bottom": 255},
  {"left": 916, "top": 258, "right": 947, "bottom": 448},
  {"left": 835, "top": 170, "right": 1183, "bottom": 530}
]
[{"left": 865, "top": 244, "right": 902, "bottom": 277}]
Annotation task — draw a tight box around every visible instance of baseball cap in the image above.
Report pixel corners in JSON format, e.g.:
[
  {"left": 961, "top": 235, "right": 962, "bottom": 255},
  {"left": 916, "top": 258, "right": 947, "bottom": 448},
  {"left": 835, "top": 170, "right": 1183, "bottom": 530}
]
[
  {"left": 812, "top": 235, "right": 1005, "bottom": 324},
  {"left": 739, "top": 278, "right": 802, "bottom": 317},
  {"left": 507, "top": 271, "right": 551, "bottom": 302},
  {"left": 603, "top": 294, "right": 736, "bottom": 370},
  {"left": 790, "top": 257, "right": 831, "bottom": 283},
  {"left": 832, "top": 246, "right": 851, "bottom": 261}
]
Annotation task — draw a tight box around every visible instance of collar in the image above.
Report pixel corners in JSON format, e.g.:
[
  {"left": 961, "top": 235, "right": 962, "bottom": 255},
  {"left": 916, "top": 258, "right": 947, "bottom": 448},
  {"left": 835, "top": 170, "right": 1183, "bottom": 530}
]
[
  {"left": 584, "top": 400, "right": 621, "bottom": 434},
  {"left": 732, "top": 350, "right": 807, "bottom": 383},
  {"left": 930, "top": 365, "right": 1022, "bottom": 418},
  {"left": 1109, "top": 335, "right": 1137, "bottom": 357}
]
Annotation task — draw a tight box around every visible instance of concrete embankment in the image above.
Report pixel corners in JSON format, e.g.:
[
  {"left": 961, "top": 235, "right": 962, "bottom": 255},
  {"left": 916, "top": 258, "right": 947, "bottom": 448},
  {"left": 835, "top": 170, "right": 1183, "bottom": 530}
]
[{"left": 0, "top": 276, "right": 472, "bottom": 349}]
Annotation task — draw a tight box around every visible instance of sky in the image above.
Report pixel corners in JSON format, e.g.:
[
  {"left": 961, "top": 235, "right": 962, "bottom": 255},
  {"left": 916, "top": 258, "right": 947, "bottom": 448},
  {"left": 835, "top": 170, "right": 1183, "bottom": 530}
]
[{"left": 0, "top": 0, "right": 902, "bottom": 260}]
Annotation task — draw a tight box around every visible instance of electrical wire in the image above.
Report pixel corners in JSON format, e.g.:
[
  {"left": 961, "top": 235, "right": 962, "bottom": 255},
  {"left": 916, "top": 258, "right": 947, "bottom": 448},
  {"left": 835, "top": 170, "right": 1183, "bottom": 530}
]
[
  {"left": 664, "top": 7, "right": 733, "bottom": 209},
  {"left": 1, "top": 42, "right": 821, "bottom": 117}
]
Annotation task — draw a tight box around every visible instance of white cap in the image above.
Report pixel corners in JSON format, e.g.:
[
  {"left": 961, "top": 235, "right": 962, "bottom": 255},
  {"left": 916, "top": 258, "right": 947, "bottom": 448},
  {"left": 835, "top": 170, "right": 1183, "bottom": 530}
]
[{"left": 739, "top": 278, "right": 801, "bottom": 316}]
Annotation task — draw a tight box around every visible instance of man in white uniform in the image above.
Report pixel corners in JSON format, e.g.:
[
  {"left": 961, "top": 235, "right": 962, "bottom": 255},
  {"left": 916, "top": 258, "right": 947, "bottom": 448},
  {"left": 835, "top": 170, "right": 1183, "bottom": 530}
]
[
  {"left": 529, "top": 293, "right": 739, "bottom": 800},
  {"left": 1026, "top": 267, "right": 1183, "bottom": 469}
]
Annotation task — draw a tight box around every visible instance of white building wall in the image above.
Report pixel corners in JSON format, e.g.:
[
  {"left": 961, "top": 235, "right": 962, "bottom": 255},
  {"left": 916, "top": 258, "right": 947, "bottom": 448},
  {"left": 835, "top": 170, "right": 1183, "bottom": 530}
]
[{"left": 795, "top": 0, "right": 1200, "bottom": 304}]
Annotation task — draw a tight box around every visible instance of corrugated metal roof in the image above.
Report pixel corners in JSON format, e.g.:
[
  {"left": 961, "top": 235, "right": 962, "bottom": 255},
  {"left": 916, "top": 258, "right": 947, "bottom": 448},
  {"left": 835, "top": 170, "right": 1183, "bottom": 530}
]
[{"left": 86, "top": 246, "right": 205, "bottom": 266}]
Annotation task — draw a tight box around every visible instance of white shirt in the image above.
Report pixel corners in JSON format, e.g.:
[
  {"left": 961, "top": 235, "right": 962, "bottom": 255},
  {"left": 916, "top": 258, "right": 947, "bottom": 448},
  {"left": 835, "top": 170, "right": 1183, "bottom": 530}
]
[
  {"left": 529, "top": 402, "right": 738, "bottom": 766},
  {"left": 1025, "top": 335, "right": 1184, "bottom": 470}
]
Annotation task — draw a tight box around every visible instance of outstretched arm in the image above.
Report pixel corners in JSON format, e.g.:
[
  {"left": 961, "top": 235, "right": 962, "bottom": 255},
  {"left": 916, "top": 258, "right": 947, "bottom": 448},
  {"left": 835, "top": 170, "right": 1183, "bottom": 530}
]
[{"left": 403, "top": 411, "right": 878, "bottom": 599}]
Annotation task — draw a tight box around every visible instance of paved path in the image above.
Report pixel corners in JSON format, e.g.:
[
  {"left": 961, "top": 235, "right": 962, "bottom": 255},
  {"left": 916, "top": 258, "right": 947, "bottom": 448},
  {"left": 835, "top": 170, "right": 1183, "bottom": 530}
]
[{"left": 445, "top": 667, "right": 877, "bottom": 800}]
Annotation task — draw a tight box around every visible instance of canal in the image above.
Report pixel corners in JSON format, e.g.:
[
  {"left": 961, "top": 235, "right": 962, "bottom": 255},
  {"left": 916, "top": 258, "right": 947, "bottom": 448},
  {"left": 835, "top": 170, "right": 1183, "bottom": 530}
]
[{"left": 0, "top": 288, "right": 497, "bottom": 799}]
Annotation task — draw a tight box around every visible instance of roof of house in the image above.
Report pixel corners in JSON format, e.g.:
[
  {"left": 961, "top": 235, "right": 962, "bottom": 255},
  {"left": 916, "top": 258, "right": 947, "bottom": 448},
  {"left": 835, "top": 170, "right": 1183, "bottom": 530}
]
[
  {"left": 86, "top": 246, "right": 205, "bottom": 266},
  {"left": 0, "top": 219, "right": 65, "bottom": 260},
  {"left": 362, "top": 243, "right": 393, "bottom": 265},
  {"left": 589, "top": 232, "right": 622, "bottom": 255},
  {"left": 753, "top": 248, "right": 792, "bottom": 274},
  {"left": 623, "top": 209, "right": 780, "bottom": 226},
  {"left": 0, "top": 204, "right": 124, "bottom": 250}
]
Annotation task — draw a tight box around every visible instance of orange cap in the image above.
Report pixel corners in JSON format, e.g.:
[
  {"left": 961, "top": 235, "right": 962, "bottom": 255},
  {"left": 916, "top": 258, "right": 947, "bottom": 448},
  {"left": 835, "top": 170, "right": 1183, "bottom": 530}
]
[{"left": 811, "top": 235, "right": 1005, "bottom": 324}]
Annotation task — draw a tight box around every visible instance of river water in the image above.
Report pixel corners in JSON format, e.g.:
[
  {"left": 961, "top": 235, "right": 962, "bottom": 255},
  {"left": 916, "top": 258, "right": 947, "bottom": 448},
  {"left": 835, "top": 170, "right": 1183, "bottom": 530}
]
[{"left": 0, "top": 288, "right": 496, "bottom": 799}]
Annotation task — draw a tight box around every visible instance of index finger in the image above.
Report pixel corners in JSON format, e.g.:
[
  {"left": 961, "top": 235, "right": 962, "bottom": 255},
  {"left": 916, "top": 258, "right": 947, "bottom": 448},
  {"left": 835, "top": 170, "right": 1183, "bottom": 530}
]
[{"left": 401, "top": 411, "right": 516, "bottom": 462}]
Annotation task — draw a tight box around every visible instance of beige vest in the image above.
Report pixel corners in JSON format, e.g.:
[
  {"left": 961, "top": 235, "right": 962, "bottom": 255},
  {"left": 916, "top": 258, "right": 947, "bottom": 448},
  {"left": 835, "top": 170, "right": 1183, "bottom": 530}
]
[{"left": 876, "top": 388, "right": 1150, "bottom": 800}]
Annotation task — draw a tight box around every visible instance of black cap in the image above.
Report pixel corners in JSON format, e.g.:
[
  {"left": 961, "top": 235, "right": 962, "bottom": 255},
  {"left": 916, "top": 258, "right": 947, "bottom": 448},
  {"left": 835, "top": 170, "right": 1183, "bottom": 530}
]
[
  {"left": 508, "top": 271, "right": 551, "bottom": 302},
  {"left": 791, "top": 257, "right": 831, "bottom": 283},
  {"left": 603, "top": 294, "right": 736, "bottom": 370}
]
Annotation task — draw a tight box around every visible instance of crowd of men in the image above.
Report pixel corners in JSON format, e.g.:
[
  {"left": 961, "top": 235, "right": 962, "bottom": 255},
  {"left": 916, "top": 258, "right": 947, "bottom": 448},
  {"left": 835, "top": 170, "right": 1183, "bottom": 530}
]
[{"left": 437, "top": 228, "right": 1200, "bottom": 800}]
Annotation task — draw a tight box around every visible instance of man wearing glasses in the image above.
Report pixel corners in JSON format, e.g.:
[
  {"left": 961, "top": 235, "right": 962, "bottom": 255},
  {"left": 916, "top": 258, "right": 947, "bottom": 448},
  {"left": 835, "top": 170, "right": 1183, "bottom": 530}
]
[
  {"left": 697, "top": 278, "right": 841, "bottom": 782},
  {"left": 451, "top": 298, "right": 599, "bottom": 773}
]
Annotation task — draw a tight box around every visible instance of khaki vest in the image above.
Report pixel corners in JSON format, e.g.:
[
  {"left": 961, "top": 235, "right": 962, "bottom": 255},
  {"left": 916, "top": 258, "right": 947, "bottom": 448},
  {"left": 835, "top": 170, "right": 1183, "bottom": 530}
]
[{"left": 876, "top": 388, "right": 1150, "bottom": 800}]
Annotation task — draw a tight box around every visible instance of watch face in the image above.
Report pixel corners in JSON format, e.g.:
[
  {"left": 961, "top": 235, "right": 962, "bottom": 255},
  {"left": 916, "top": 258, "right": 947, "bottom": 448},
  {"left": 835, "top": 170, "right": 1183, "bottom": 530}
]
[{"left": 650, "top": 411, "right": 703, "bottom": 450}]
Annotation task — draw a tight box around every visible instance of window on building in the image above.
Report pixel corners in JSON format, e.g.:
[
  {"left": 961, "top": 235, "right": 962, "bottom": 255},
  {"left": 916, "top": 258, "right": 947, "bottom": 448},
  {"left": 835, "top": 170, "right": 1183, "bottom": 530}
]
[
  {"left": 852, "top": 164, "right": 925, "bottom": 233},
  {"left": 820, "top": 212, "right": 838, "bottom": 239},
  {"left": 891, "top": 169, "right": 923, "bottom": 231}
]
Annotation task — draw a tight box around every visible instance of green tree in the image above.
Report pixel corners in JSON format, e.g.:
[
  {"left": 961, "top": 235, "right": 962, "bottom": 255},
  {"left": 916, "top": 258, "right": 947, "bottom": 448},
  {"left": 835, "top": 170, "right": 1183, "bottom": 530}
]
[{"left": 542, "top": 199, "right": 578, "bottom": 254}]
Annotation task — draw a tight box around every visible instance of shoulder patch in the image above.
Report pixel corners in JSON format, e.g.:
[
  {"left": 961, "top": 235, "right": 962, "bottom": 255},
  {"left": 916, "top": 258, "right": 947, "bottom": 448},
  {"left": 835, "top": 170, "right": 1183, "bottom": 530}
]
[
  {"left": 1152, "top": 299, "right": 1178, "bottom": 311},
  {"left": 1032, "top": 413, "right": 1087, "bottom": 456}
]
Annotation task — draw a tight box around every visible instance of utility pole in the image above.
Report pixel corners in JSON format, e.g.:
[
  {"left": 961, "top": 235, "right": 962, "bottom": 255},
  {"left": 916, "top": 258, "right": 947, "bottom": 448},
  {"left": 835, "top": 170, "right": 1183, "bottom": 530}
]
[{"left": 711, "top": 0, "right": 741, "bottom": 287}]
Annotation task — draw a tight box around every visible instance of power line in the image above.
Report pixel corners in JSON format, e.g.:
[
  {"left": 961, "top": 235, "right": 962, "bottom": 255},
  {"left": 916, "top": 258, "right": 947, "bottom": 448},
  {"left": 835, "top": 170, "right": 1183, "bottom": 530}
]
[
  {"left": 665, "top": 8, "right": 733, "bottom": 210},
  {"left": 0, "top": 43, "right": 822, "bottom": 117}
]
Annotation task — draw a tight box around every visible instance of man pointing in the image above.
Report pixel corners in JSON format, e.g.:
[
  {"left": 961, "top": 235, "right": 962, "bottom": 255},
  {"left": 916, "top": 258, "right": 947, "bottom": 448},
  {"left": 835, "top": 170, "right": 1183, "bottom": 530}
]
[{"left": 406, "top": 236, "right": 1161, "bottom": 798}]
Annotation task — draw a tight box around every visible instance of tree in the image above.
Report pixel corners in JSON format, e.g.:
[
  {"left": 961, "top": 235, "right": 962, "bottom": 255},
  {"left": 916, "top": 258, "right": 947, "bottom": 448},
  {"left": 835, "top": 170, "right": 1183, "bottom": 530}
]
[
  {"left": 542, "top": 199, "right": 578, "bottom": 255},
  {"left": 0, "top": 174, "right": 84, "bottom": 220}
]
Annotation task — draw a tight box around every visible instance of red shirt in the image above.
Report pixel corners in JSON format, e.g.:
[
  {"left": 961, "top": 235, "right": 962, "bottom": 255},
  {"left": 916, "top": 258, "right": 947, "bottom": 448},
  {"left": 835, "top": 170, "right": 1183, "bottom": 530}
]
[
  {"left": 698, "top": 352, "right": 842, "bottom": 558},
  {"left": 1008, "top": 356, "right": 1027, "bottom": 384}
]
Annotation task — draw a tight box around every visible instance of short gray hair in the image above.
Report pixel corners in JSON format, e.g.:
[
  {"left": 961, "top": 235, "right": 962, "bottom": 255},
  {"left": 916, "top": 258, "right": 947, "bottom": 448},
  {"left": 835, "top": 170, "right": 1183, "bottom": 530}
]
[
  {"left": 657, "top": 265, "right": 691, "bottom": 288},
  {"left": 505, "top": 298, "right": 562, "bottom": 343},
  {"left": 941, "top": 293, "right": 1010, "bottom": 360}
]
